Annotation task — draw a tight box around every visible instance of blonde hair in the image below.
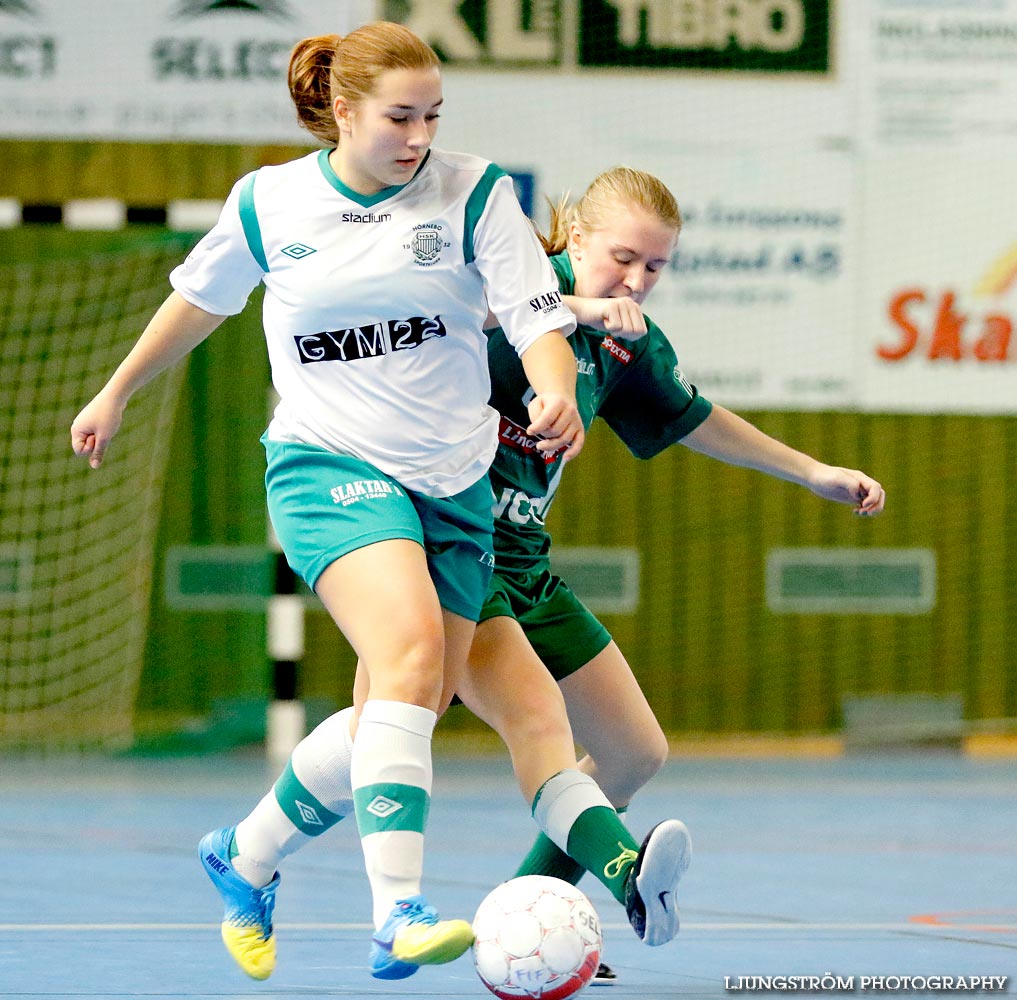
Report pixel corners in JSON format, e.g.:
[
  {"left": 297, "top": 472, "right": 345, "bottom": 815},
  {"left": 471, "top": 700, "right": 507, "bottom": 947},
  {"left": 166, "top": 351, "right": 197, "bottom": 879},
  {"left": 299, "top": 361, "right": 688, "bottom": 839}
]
[
  {"left": 288, "top": 21, "right": 440, "bottom": 146},
  {"left": 538, "top": 166, "right": 682, "bottom": 255}
]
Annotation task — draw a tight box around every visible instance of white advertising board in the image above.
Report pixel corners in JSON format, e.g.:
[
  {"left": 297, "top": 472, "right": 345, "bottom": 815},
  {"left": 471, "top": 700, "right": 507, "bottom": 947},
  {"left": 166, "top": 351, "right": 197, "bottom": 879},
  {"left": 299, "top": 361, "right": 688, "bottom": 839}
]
[
  {"left": 860, "top": 0, "right": 1017, "bottom": 149},
  {"left": 606, "top": 151, "right": 858, "bottom": 412},
  {"left": 0, "top": 0, "right": 373, "bottom": 142},
  {"left": 859, "top": 153, "right": 1017, "bottom": 413}
]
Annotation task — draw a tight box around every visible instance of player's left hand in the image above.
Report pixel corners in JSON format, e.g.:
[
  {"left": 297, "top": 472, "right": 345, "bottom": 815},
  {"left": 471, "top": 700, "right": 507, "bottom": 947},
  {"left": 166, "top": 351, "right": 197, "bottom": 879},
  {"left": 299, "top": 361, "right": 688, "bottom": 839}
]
[
  {"left": 566, "top": 295, "right": 646, "bottom": 338},
  {"left": 526, "top": 393, "right": 585, "bottom": 462},
  {"left": 808, "top": 466, "right": 886, "bottom": 516},
  {"left": 597, "top": 297, "right": 646, "bottom": 339}
]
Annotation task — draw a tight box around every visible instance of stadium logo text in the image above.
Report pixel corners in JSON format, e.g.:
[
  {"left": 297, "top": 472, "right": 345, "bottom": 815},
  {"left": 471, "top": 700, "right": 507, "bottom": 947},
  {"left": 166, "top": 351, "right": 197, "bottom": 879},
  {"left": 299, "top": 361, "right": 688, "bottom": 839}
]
[{"left": 342, "top": 211, "right": 392, "bottom": 224}]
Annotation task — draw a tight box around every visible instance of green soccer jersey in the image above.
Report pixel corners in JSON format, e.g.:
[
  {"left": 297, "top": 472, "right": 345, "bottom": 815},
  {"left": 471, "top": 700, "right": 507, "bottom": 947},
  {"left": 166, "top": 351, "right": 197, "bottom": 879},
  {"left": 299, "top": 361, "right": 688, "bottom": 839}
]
[{"left": 487, "top": 251, "right": 713, "bottom": 572}]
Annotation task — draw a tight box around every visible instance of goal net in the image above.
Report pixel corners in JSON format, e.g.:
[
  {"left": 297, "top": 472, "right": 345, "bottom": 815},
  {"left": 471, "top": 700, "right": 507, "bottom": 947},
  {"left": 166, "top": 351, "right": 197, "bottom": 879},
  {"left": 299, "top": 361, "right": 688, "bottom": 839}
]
[{"left": 0, "top": 235, "right": 192, "bottom": 752}]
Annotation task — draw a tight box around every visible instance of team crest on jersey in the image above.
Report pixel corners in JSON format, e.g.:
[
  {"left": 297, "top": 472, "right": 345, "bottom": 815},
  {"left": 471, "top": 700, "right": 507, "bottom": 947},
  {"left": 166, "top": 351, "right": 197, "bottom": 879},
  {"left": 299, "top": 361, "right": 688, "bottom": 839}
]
[{"left": 406, "top": 223, "right": 451, "bottom": 267}]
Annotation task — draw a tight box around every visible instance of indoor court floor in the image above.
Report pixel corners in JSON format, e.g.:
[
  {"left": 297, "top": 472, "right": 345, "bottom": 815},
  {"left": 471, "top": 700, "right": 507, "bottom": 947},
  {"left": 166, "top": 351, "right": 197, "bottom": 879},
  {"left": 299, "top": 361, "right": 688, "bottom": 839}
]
[{"left": 2, "top": 747, "right": 1015, "bottom": 999}]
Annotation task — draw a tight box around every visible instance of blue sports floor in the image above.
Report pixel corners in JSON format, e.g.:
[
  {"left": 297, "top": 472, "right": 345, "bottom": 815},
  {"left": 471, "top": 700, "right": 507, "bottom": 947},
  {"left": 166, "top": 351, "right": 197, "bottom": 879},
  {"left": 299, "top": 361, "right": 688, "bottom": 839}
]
[{"left": 2, "top": 749, "right": 1015, "bottom": 999}]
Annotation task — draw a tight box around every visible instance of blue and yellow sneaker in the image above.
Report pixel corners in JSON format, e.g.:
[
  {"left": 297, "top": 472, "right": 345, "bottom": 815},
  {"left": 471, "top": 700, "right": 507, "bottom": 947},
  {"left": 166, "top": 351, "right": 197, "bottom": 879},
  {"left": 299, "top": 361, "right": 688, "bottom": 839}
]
[
  {"left": 369, "top": 895, "right": 474, "bottom": 980},
  {"left": 623, "top": 819, "right": 692, "bottom": 947},
  {"left": 198, "top": 826, "right": 279, "bottom": 980}
]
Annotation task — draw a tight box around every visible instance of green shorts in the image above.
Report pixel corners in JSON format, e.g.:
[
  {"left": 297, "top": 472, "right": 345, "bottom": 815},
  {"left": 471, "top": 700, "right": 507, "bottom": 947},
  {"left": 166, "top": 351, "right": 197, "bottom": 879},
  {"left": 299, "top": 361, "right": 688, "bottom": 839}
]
[
  {"left": 480, "top": 564, "right": 612, "bottom": 681},
  {"left": 263, "top": 438, "right": 495, "bottom": 622}
]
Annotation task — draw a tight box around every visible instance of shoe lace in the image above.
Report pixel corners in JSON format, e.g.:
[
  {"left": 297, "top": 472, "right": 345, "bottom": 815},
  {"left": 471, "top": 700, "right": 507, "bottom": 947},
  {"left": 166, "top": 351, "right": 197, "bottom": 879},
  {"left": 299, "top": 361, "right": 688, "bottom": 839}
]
[
  {"left": 603, "top": 843, "right": 639, "bottom": 880},
  {"left": 253, "top": 880, "right": 278, "bottom": 932},
  {"left": 396, "top": 898, "right": 438, "bottom": 927}
]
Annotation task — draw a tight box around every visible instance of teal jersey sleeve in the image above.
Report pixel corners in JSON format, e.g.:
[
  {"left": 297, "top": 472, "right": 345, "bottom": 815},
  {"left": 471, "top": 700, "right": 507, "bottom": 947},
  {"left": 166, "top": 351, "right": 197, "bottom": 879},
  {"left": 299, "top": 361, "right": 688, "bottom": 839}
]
[{"left": 597, "top": 317, "right": 713, "bottom": 460}]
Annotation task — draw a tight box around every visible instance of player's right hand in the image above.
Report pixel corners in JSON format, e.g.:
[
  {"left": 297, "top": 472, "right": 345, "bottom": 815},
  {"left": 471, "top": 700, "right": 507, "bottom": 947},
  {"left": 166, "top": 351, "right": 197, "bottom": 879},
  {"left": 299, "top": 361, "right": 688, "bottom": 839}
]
[
  {"left": 71, "top": 391, "right": 124, "bottom": 469},
  {"left": 526, "top": 392, "right": 585, "bottom": 462}
]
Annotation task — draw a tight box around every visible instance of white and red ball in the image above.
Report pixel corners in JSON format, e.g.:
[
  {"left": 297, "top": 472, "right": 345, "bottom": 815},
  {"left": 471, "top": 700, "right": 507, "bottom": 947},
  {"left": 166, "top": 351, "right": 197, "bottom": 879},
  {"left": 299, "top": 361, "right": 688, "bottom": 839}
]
[{"left": 472, "top": 875, "right": 602, "bottom": 1000}]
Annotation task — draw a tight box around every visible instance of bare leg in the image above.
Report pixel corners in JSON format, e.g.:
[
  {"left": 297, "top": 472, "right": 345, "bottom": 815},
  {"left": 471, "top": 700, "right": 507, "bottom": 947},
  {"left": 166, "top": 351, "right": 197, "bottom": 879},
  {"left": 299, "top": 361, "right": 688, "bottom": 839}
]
[{"left": 559, "top": 641, "right": 668, "bottom": 808}]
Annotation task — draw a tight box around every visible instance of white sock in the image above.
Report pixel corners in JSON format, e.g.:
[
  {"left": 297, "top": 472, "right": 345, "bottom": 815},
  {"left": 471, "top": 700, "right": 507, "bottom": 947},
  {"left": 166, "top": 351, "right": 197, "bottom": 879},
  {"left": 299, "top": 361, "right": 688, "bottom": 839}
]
[
  {"left": 233, "top": 706, "right": 356, "bottom": 888},
  {"left": 351, "top": 699, "right": 436, "bottom": 929},
  {"left": 531, "top": 769, "right": 614, "bottom": 854}
]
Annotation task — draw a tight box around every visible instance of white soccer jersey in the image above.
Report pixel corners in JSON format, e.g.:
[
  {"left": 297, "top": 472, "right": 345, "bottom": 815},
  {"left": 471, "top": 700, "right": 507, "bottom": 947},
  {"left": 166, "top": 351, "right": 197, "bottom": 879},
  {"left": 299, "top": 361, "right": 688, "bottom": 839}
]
[{"left": 170, "top": 148, "right": 575, "bottom": 497}]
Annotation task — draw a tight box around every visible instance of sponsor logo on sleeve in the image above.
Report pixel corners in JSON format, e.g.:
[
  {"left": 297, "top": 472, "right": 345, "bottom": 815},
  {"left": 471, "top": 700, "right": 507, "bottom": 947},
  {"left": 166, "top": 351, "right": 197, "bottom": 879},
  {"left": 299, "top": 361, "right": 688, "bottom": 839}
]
[
  {"left": 600, "top": 336, "right": 633, "bottom": 365},
  {"left": 529, "top": 289, "right": 563, "bottom": 315}
]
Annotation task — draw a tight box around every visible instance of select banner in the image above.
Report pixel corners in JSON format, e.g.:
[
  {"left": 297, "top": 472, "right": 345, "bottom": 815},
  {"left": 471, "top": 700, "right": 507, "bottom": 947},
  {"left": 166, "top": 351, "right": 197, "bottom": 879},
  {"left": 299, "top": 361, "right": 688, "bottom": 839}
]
[{"left": 0, "top": 0, "right": 373, "bottom": 142}]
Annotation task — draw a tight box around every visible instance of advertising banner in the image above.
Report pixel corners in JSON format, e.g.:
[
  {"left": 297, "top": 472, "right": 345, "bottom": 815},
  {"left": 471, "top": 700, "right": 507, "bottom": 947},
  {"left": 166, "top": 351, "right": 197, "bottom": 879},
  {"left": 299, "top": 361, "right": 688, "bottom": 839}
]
[
  {"left": 0, "top": 0, "right": 373, "bottom": 142},
  {"left": 0, "top": 1, "right": 837, "bottom": 143},
  {"left": 859, "top": 154, "right": 1017, "bottom": 413},
  {"left": 860, "top": 0, "right": 1017, "bottom": 148},
  {"left": 578, "top": 0, "right": 831, "bottom": 72},
  {"left": 625, "top": 150, "right": 857, "bottom": 411}
]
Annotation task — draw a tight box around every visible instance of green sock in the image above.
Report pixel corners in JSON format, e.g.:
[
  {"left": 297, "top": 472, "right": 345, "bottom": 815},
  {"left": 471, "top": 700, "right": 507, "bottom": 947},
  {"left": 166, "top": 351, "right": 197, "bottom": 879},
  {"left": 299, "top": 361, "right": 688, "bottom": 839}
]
[
  {"left": 515, "top": 806, "right": 628, "bottom": 886},
  {"left": 514, "top": 832, "right": 586, "bottom": 884},
  {"left": 565, "top": 805, "right": 638, "bottom": 904},
  {"left": 532, "top": 770, "right": 638, "bottom": 905}
]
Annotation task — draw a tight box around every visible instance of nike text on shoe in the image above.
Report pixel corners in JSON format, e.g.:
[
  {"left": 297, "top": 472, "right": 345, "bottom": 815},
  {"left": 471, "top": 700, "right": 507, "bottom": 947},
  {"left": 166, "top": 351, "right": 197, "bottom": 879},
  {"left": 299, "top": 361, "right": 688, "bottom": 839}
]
[
  {"left": 369, "top": 895, "right": 475, "bottom": 980},
  {"left": 623, "top": 819, "right": 692, "bottom": 946},
  {"left": 198, "top": 826, "right": 280, "bottom": 980}
]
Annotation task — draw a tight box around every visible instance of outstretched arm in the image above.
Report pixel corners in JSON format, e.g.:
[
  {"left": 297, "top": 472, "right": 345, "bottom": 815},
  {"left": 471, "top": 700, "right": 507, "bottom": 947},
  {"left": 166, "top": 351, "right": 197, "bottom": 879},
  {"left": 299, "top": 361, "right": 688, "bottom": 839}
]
[
  {"left": 682, "top": 404, "right": 885, "bottom": 516},
  {"left": 71, "top": 291, "right": 226, "bottom": 468}
]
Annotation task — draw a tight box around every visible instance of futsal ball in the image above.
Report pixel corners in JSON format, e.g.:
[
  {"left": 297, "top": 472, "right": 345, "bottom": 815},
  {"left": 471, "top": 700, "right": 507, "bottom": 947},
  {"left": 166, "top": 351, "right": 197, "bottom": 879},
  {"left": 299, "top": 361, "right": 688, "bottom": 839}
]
[{"left": 472, "top": 875, "right": 602, "bottom": 1000}]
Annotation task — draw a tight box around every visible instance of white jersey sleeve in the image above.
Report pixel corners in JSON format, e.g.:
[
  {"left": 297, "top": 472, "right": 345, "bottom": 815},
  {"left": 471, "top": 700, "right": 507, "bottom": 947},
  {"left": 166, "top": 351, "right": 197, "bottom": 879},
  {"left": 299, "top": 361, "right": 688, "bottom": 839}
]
[
  {"left": 472, "top": 174, "right": 576, "bottom": 356},
  {"left": 169, "top": 173, "right": 266, "bottom": 316}
]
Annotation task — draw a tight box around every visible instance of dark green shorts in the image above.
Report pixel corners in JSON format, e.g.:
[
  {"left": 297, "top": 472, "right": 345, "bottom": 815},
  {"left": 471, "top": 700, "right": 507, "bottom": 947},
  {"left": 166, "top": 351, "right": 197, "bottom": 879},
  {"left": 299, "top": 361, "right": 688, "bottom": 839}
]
[
  {"left": 263, "top": 439, "right": 495, "bottom": 622},
  {"left": 480, "top": 564, "right": 612, "bottom": 681}
]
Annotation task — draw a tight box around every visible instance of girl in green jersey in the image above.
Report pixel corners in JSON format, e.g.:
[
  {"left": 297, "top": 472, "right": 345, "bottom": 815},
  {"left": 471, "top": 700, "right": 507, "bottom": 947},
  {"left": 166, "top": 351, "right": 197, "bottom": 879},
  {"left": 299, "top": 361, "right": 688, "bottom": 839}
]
[{"left": 477, "top": 166, "right": 885, "bottom": 980}]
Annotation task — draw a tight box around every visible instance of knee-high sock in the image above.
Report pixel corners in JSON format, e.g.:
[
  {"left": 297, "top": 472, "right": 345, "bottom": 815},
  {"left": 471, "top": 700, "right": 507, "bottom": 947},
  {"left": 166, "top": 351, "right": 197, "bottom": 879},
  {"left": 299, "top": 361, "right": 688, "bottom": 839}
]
[
  {"left": 232, "top": 706, "right": 355, "bottom": 888},
  {"left": 351, "top": 699, "right": 436, "bottom": 929},
  {"left": 531, "top": 769, "right": 640, "bottom": 905},
  {"left": 515, "top": 806, "right": 628, "bottom": 885}
]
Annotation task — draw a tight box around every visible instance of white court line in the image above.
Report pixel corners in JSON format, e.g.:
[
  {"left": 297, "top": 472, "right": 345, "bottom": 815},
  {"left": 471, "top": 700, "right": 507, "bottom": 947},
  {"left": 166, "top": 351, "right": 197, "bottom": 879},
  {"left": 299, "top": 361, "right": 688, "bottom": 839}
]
[{"left": 1, "top": 922, "right": 1013, "bottom": 933}]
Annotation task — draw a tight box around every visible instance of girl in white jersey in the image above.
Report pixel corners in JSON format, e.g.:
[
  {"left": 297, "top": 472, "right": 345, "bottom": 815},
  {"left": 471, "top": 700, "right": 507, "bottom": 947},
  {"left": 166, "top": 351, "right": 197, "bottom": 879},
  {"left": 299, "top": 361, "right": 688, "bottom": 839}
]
[
  {"left": 70, "top": 21, "right": 588, "bottom": 984},
  {"left": 105, "top": 27, "right": 699, "bottom": 985}
]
